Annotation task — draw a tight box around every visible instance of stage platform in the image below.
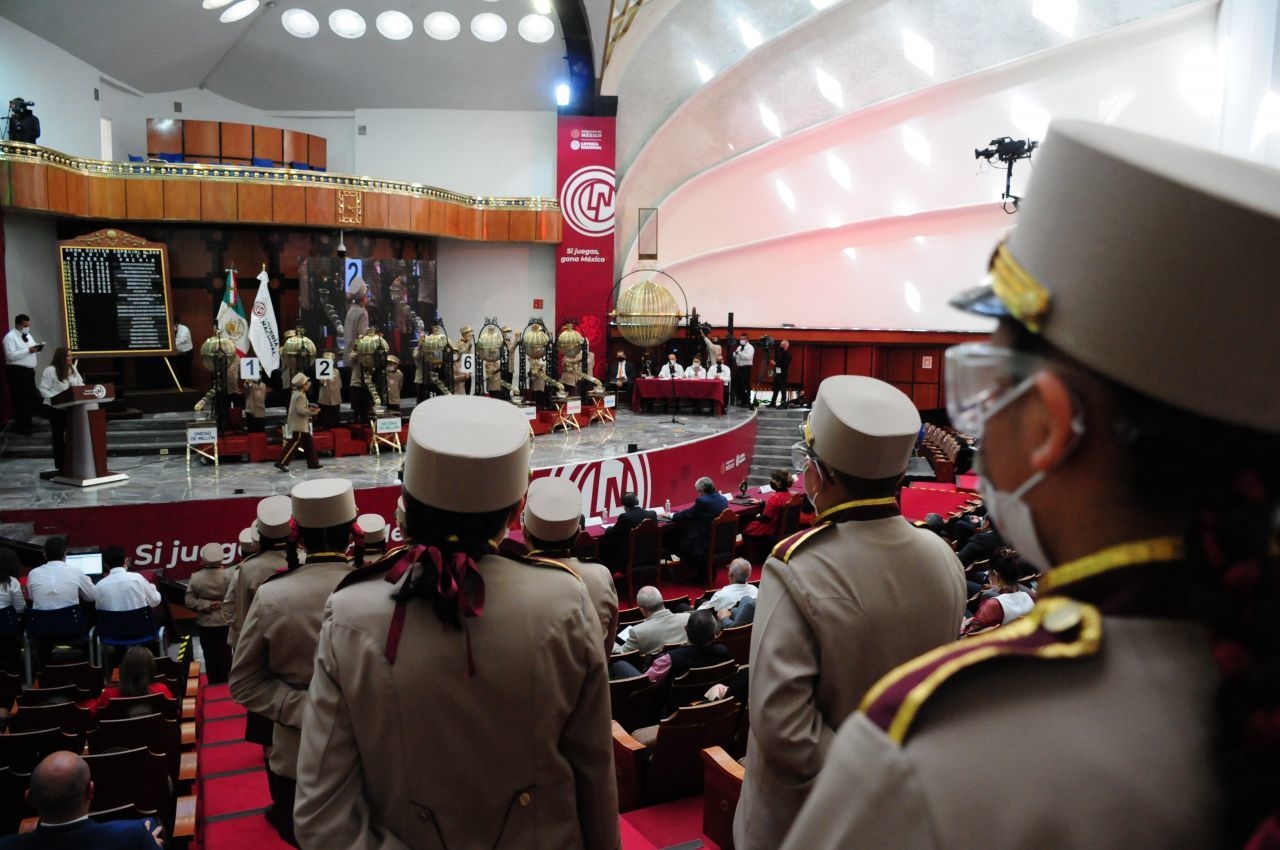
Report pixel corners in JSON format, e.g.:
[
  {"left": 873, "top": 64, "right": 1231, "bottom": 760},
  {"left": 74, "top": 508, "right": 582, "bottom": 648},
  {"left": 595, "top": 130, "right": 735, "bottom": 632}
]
[{"left": 0, "top": 407, "right": 759, "bottom": 578}]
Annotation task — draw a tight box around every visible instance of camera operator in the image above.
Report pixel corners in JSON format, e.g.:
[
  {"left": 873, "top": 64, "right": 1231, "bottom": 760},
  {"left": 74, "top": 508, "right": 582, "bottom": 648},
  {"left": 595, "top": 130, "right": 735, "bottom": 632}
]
[{"left": 5, "top": 98, "right": 40, "bottom": 145}]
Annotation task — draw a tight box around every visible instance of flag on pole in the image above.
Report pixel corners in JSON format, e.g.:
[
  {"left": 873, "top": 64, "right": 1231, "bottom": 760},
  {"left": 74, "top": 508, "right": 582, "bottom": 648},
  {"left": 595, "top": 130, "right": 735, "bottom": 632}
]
[
  {"left": 216, "top": 270, "right": 250, "bottom": 357},
  {"left": 248, "top": 267, "right": 281, "bottom": 377}
]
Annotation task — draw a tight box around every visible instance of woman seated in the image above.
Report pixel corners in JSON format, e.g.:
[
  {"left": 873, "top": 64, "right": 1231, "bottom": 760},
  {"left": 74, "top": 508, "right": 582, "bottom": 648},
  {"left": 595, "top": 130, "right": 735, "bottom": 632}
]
[
  {"left": 0, "top": 547, "right": 25, "bottom": 674},
  {"left": 84, "top": 646, "right": 173, "bottom": 718},
  {"left": 741, "top": 469, "right": 796, "bottom": 559},
  {"left": 961, "top": 548, "right": 1035, "bottom": 636}
]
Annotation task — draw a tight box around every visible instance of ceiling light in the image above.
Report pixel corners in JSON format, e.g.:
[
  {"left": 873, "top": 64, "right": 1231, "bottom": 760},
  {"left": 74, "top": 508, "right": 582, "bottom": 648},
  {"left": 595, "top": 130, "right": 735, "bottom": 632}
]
[
  {"left": 902, "top": 28, "right": 935, "bottom": 77},
  {"left": 775, "top": 180, "right": 796, "bottom": 211},
  {"left": 424, "top": 12, "right": 461, "bottom": 40},
  {"left": 376, "top": 11, "right": 414, "bottom": 40},
  {"left": 281, "top": 8, "right": 319, "bottom": 37},
  {"left": 555, "top": 84, "right": 571, "bottom": 106},
  {"left": 329, "top": 9, "right": 366, "bottom": 38},
  {"left": 815, "top": 67, "right": 843, "bottom": 108},
  {"left": 1179, "top": 47, "right": 1225, "bottom": 116},
  {"left": 827, "top": 152, "right": 851, "bottom": 190},
  {"left": 203, "top": 0, "right": 235, "bottom": 8},
  {"left": 695, "top": 60, "right": 714, "bottom": 83},
  {"left": 758, "top": 103, "right": 781, "bottom": 137},
  {"left": 1097, "top": 87, "right": 1136, "bottom": 124},
  {"left": 1251, "top": 90, "right": 1280, "bottom": 151},
  {"left": 1010, "top": 94, "right": 1051, "bottom": 138},
  {"left": 220, "top": 0, "right": 259, "bottom": 23},
  {"left": 914, "top": 235, "right": 926, "bottom": 244},
  {"left": 472, "top": 13, "right": 507, "bottom": 42},
  {"left": 904, "top": 281, "right": 922, "bottom": 313},
  {"left": 1032, "top": 0, "right": 1078, "bottom": 37},
  {"left": 534, "top": 0, "right": 553, "bottom": 13},
  {"left": 902, "top": 125, "right": 930, "bottom": 166},
  {"left": 518, "top": 14, "right": 555, "bottom": 43},
  {"left": 737, "top": 18, "right": 762, "bottom": 50},
  {"left": 811, "top": 0, "right": 837, "bottom": 8},
  {"left": 843, "top": 247, "right": 858, "bottom": 260},
  {"left": 892, "top": 198, "right": 919, "bottom": 216}
]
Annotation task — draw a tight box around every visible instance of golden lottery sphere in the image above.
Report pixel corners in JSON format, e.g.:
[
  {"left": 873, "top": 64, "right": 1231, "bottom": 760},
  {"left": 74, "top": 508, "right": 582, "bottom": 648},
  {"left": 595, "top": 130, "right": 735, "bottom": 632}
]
[
  {"left": 557, "top": 323, "right": 585, "bottom": 358},
  {"left": 616, "top": 280, "right": 681, "bottom": 348},
  {"left": 281, "top": 331, "right": 316, "bottom": 368},
  {"left": 475, "top": 322, "right": 505, "bottom": 363},
  {"left": 419, "top": 325, "right": 449, "bottom": 367},
  {"left": 355, "top": 331, "right": 389, "bottom": 369},
  {"left": 522, "top": 322, "right": 551, "bottom": 359},
  {"left": 199, "top": 334, "right": 236, "bottom": 373}
]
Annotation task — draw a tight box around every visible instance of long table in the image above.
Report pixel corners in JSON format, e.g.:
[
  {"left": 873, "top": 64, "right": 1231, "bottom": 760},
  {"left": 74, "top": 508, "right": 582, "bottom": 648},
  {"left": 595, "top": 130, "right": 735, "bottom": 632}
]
[{"left": 631, "top": 377, "right": 726, "bottom": 415}]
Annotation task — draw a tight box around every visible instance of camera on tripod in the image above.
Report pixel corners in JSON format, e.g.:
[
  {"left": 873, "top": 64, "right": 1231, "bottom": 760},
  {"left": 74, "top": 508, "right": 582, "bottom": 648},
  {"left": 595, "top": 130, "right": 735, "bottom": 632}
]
[
  {"left": 975, "top": 137, "right": 1039, "bottom": 163},
  {"left": 5, "top": 97, "right": 41, "bottom": 145}
]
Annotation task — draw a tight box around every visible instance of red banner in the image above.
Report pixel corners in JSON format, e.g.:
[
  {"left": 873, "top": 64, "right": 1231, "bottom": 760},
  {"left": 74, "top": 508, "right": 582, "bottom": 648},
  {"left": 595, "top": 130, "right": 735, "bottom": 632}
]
[
  {"left": 555, "top": 116, "right": 616, "bottom": 377},
  {"left": 3, "top": 418, "right": 756, "bottom": 581}
]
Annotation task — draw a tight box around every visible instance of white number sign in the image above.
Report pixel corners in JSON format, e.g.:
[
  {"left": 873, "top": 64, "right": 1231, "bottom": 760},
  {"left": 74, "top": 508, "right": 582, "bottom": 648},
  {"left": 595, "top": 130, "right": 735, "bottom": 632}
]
[
  {"left": 315, "top": 358, "right": 334, "bottom": 379},
  {"left": 459, "top": 352, "right": 475, "bottom": 372},
  {"left": 239, "top": 357, "right": 260, "bottom": 381}
]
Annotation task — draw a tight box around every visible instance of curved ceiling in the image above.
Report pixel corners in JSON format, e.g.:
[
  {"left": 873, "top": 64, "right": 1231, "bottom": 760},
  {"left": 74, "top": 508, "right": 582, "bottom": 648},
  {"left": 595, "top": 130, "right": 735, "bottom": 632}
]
[{"left": 0, "top": 0, "right": 611, "bottom": 111}]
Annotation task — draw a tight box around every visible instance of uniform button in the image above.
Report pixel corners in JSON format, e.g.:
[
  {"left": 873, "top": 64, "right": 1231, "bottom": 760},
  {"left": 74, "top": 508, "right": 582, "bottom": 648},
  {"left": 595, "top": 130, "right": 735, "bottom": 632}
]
[
  {"left": 518, "top": 792, "right": 532, "bottom": 807},
  {"left": 1042, "top": 600, "right": 1083, "bottom": 634}
]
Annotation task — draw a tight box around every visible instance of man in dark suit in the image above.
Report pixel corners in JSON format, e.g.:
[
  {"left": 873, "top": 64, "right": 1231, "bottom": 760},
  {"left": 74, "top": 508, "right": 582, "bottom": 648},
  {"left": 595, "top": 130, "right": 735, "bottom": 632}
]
[
  {"left": 602, "top": 491, "right": 656, "bottom": 567},
  {"left": 605, "top": 350, "right": 638, "bottom": 401},
  {"left": 672, "top": 477, "right": 729, "bottom": 564},
  {"left": 0, "top": 751, "right": 165, "bottom": 849}
]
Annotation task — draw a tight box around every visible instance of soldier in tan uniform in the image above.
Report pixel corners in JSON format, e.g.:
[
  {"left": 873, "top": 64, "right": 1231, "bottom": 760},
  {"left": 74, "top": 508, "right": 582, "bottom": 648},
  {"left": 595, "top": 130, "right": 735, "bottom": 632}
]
[
  {"left": 384, "top": 355, "right": 402, "bottom": 410},
  {"left": 186, "top": 542, "right": 233, "bottom": 683},
  {"left": 244, "top": 377, "right": 267, "bottom": 433},
  {"left": 353, "top": 512, "right": 389, "bottom": 566},
  {"left": 734, "top": 375, "right": 966, "bottom": 850},
  {"left": 276, "top": 373, "right": 321, "bottom": 471},
  {"left": 780, "top": 122, "right": 1280, "bottom": 850},
  {"left": 452, "top": 324, "right": 474, "bottom": 396},
  {"left": 316, "top": 352, "right": 341, "bottom": 429},
  {"left": 294, "top": 395, "right": 619, "bottom": 850},
  {"left": 230, "top": 478, "right": 359, "bottom": 845},
  {"left": 521, "top": 476, "right": 619, "bottom": 658}
]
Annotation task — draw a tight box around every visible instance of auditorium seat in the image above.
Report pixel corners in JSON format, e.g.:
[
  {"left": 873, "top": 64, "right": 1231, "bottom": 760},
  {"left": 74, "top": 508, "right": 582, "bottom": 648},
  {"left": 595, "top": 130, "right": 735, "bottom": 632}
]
[
  {"left": 0, "top": 726, "right": 80, "bottom": 773},
  {"left": 612, "top": 699, "right": 742, "bottom": 811},
  {"left": 662, "top": 659, "right": 738, "bottom": 716},
  {"left": 609, "top": 673, "right": 658, "bottom": 734},
  {"left": 714, "top": 623, "right": 752, "bottom": 665},
  {"left": 701, "top": 745, "right": 745, "bottom": 850},
  {"left": 38, "top": 661, "right": 104, "bottom": 697},
  {"left": 7, "top": 701, "right": 92, "bottom": 735}
]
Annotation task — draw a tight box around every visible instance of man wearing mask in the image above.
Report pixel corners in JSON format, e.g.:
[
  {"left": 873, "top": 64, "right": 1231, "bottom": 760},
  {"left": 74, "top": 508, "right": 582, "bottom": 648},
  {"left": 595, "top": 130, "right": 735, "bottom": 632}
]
[
  {"left": 708, "top": 355, "right": 732, "bottom": 411},
  {"left": 732, "top": 333, "right": 755, "bottom": 408},
  {"left": 607, "top": 349, "right": 637, "bottom": 400},
  {"left": 4, "top": 314, "right": 42, "bottom": 436}
]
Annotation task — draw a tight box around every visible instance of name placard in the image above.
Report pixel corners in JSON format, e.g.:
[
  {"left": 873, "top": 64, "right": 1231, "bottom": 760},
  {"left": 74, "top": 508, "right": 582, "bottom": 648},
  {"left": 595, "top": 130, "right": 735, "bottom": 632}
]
[
  {"left": 375, "top": 416, "right": 402, "bottom": 434},
  {"left": 566, "top": 399, "right": 583, "bottom": 415},
  {"left": 187, "top": 427, "right": 218, "bottom": 445}
]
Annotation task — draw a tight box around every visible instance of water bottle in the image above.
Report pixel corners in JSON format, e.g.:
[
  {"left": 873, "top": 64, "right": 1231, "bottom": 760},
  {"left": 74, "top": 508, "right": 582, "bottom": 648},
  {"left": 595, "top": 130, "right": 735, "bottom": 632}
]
[{"left": 664, "top": 498, "right": 671, "bottom": 515}]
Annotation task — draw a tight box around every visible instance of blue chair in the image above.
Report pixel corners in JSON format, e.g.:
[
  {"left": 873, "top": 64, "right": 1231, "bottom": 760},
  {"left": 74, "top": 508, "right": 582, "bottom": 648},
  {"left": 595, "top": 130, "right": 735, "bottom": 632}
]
[
  {"left": 155, "top": 152, "right": 183, "bottom": 164},
  {"left": 24, "top": 606, "right": 88, "bottom": 683},
  {"left": 91, "top": 608, "right": 167, "bottom": 669},
  {"left": 127, "top": 154, "right": 144, "bottom": 163},
  {"left": 289, "top": 161, "right": 310, "bottom": 171},
  {"left": 251, "top": 156, "right": 274, "bottom": 168}
]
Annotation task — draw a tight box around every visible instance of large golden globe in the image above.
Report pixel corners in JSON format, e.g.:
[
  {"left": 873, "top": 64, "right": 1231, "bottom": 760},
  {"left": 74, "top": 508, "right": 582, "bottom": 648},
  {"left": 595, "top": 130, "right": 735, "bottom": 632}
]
[
  {"left": 199, "top": 334, "right": 236, "bottom": 373},
  {"left": 419, "top": 326, "right": 449, "bottom": 367},
  {"left": 557, "top": 323, "right": 585, "bottom": 358},
  {"left": 475, "top": 322, "right": 505, "bottom": 363},
  {"left": 522, "top": 322, "right": 551, "bottom": 359},
  {"left": 355, "top": 331, "right": 389, "bottom": 369},
  {"left": 615, "top": 280, "right": 681, "bottom": 348}
]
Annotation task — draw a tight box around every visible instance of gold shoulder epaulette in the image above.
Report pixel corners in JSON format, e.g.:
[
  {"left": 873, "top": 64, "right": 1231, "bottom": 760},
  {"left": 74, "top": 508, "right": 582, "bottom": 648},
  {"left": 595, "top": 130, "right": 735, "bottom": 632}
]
[
  {"left": 770, "top": 522, "right": 833, "bottom": 563},
  {"left": 859, "top": 598, "right": 1102, "bottom": 745}
]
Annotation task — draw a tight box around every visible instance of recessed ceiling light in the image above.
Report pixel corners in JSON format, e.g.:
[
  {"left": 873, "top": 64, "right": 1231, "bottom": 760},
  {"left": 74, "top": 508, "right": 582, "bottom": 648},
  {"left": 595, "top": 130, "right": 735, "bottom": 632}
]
[
  {"left": 811, "top": 0, "right": 836, "bottom": 8},
  {"left": 902, "top": 28, "right": 935, "bottom": 76},
  {"left": 376, "top": 11, "right": 413, "bottom": 40},
  {"left": 424, "top": 11, "right": 461, "bottom": 40},
  {"left": 471, "top": 13, "right": 507, "bottom": 42},
  {"left": 843, "top": 247, "right": 858, "bottom": 260},
  {"left": 281, "top": 8, "right": 319, "bottom": 38},
  {"left": 737, "top": 18, "right": 762, "bottom": 50},
  {"left": 904, "top": 281, "right": 922, "bottom": 313},
  {"left": 220, "top": 0, "right": 260, "bottom": 23},
  {"left": 518, "top": 14, "right": 555, "bottom": 43},
  {"left": 775, "top": 180, "right": 796, "bottom": 211},
  {"left": 555, "top": 84, "right": 570, "bottom": 106},
  {"left": 815, "top": 67, "right": 843, "bottom": 108},
  {"left": 827, "top": 152, "right": 851, "bottom": 190},
  {"left": 329, "top": 9, "right": 366, "bottom": 39},
  {"left": 534, "top": 0, "right": 553, "bottom": 13},
  {"left": 758, "top": 103, "right": 781, "bottom": 137},
  {"left": 1032, "top": 0, "right": 1078, "bottom": 37},
  {"left": 902, "top": 125, "right": 931, "bottom": 166},
  {"left": 203, "top": 0, "right": 235, "bottom": 8},
  {"left": 694, "top": 59, "right": 714, "bottom": 83}
]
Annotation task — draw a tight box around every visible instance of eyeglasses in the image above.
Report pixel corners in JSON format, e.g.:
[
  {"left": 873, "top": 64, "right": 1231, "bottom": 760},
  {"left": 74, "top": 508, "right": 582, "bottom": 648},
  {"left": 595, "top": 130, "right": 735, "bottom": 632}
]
[
  {"left": 945, "top": 343, "right": 1050, "bottom": 437},
  {"left": 791, "top": 440, "right": 821, "bottom": 474}
]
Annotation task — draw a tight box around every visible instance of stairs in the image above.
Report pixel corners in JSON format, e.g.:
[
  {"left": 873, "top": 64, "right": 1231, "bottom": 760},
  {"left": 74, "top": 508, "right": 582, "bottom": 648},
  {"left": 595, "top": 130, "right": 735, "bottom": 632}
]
[{"left": 746, "top": 406, "right": 810, "bottom": 486}]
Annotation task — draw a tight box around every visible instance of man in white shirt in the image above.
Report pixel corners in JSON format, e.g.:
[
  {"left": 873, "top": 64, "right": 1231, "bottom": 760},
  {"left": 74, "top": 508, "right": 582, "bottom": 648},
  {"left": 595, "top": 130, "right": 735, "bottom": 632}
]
[
  {"left": 94, "top": 545, "right": 161, "bottom": 612},
  {"left": 687, "top": 357, "right": 707, "bottom": 379},
  {"left": 658, "top": 353, "right": 684, "bottom": 380},
  {"left": 731, "top": 333, "right": 755, "bottom": 408},
  {"left": 26, "top": 537, "right": 96, "bottom": 610},
  {"left": 3, "top": 313, "right": 42, "bottom": 435},
  {"left": 698, "top": 558, "right": 757, "bottom": 614},
  {"left": 174, "top": 314, "right": 194, "bottom": 387}
]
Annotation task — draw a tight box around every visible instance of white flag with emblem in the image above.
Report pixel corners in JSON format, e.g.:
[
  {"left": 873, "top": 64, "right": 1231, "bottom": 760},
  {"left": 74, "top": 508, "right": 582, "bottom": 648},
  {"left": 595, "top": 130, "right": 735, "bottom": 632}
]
[{"left": 247, "top": 268, "right": 281, "bottom": 377}]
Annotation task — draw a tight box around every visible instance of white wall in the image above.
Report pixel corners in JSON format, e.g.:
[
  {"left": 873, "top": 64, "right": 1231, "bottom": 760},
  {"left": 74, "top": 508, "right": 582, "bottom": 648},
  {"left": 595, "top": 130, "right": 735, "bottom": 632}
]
[
  {"left": 0, "top": 17, "right": 102, "bottom": 158},
  {"left": 435, "top": 241, "right": 556, "bottom": 333},
  {"left": 353, "top": 108, "right": 557, "bottom": 197},
  {"left": 3, "top": 213, "right": 67, "bottom": 364}
]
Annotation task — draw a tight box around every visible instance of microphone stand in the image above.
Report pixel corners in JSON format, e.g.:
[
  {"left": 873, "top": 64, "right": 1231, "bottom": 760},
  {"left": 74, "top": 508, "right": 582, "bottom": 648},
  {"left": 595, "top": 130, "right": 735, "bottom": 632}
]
[{"left": 662, "top": 366, "right": 683, "bottom": 426}]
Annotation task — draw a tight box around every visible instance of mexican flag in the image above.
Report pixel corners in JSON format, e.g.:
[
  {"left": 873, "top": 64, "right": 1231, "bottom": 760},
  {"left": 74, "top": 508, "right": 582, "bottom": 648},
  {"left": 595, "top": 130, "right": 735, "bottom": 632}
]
[{"left": 217, "top": 270, "right": 250, "bottom": 357}]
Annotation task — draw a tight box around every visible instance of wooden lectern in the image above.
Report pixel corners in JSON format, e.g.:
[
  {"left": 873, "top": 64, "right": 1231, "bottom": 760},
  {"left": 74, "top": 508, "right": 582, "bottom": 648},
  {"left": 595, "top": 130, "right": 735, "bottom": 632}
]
[{"left": 50, "top": 384, "right": 129, "bottom": 487}]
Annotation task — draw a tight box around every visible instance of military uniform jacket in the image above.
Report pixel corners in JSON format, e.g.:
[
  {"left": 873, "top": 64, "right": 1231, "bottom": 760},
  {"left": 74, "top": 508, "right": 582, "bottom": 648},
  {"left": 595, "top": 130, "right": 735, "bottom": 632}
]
[
  {"left": 734, "top": 500, "right": 966, "bottom": 850},
  {"left": 228, "top": 556, "right": 352, "bottom": 778},
  {"left": 318, "top": 370, "right": 342, "bottom": 406},
  {"left": 386, "top": 369, "right": 402, "bottom": 405},
  {"left": 541, "top": 554, "right": 619, "bottom": 659},
  {"left": 284, "top": 389, "right": 313, "bottom": 438},
  {"left": 293, "top": 550, "right": 620, "bottom": 850},
  {"left": 185, "top": 567, "right": 231, "bottom": 628},
  {"left": 778, "top": 543, "right": 1217, "bottom": 850},
  {"left": 245, "top": 381, "right": 267, "bottom": 417},
  {"left": 343, "top": 305, "right": 368, "bottom": 363},
  {"left": 222, "top": 547, "right": 288, "bottom": 646}
]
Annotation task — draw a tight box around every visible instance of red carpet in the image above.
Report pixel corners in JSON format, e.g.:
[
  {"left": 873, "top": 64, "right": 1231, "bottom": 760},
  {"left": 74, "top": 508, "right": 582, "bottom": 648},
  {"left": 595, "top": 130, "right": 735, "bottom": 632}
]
[
  {"left": 900, "top": 486, "right": 977, "bottom": 521},
  {"left": 622, "top": 795, "right": 718, "bottom": 848},
  {"left": 200, "top": 716, "right": 248, "bottom": 745},
  {"left": 201, "top": 741, "right": 262, "bottom": 776}
]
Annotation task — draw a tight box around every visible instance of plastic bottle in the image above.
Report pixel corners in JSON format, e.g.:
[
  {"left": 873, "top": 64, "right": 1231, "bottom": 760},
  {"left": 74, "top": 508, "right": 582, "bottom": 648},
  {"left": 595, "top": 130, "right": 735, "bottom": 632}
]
[{"left": 664, "top": 498, "right": 671, "bottom": 515}]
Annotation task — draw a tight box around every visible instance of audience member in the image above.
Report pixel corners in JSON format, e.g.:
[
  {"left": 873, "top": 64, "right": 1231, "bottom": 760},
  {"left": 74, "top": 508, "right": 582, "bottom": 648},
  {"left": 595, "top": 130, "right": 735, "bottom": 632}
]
[
  {"left": 961, "top": 548, "right": 1035, "bottom": 635},
  {"left": 185, "top": 543, "right": 232, "bottom": 684},
  {"left": 601, "top": 492, "right": 656, "bottom": 566},
  {"left": 614, "top": 585, "right": 691, "bottom": 657},
  {"left": 25, "top": 537, "right": 95, "bottom": 610},
  {"left": 741, "top": 470, "right": 796, "bottom": 555},
  {"left": 293, "top": 396, "right": 618, "bottom": 850},
  {"left": 0, "top": 546, "right": 25, "bottom": 672},
  {"left": 0, "top": 751, "right": 165, "bottom": 849},
  {"left": 94, "top": 546, "right": 161, "bottom": 612},
  {"left": 698, "top": 558, "right": 756, "bottom": 613},
  {"left": 921, "top": 513, "right": 947, "bottom": 536},
  {"left": 719, "top": 595, "right": 756, "bottom": 628},
  {"left": 230, "top": 479, "right": 359, "bottom": 846},
  {"left": 957, "top": 521, "right": 1003, "bottom": 567},
  {"left": 642, "top": 609, "right": 730, "bottom": 685},
  {"left": 687, "top": 356, "right": 707, "bottom": 379},
  {"left": 522, "top": 476, "right": 619, "bottom": 658},
  {"left": 84, "top": 646, "right": 173, "bottom": 719},
  {"left": 735, "top": 376, "right": 966, "bottom": 850},
  {"left": 657, "top": 352, "right": 684, "bottom": 380},
  {"left": 672, "top": 477, "right": 729, "bottom": 565}
]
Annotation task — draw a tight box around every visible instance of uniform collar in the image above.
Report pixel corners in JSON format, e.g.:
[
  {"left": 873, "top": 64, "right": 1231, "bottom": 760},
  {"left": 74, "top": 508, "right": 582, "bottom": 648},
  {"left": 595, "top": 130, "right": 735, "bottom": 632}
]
[
  {"left": 815, "top": 497, "right": 900, "bottom": 524},
  {"left": 1042, "top": 536, "right": 1193, "bottom": 618}
]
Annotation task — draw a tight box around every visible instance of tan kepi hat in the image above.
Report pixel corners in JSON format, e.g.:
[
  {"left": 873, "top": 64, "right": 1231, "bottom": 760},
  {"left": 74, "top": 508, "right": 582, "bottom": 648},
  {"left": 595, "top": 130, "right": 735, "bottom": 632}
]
[
  {"left": 291, "top": 372, "right": 308, "bottom": 388},
  {"left": 951, "top": 120, "right": 1280, "bottom": 434},
  {"left": 387, "top": 355, "right": 400, "bottom": 365},
  {"left": 525, "top": 477, "right": 583, "bottom": 542},
  {"left": 355, "top": 513, "right": 387, "bottom": 544},
  {"left": 349, "top": 277, "right": 367, "bottom": 297},
  {"left": 200, "top": 542, "right": 224, "bottom": 566},
  {"left": 256, "top": 495, "right": 292, "bottom": 539},
  {"left": 402, "top": 395, "right": 531, "bottom": 512},
  {"left": 291, "top": 478, "right": 358, "bottom": 529},
  {"left": 238, "top": 527, "right": 259, "bottom": 553},
  {"left": 805, "top": 375, "right": 920, "bottom": 478}
]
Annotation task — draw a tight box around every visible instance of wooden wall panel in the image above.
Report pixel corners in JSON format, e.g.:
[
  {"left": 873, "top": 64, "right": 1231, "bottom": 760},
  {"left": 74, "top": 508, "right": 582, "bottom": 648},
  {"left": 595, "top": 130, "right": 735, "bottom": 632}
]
[
  {"left": 87, "top": 177, "right": 125, "bottom": 218},
  {"left": 163, "top": 180, "right": 200, "bottom": 220},
  {"left": 537, "top": 211, "right": 560, "bottom": 242},
  {"left": 912, "top": 384, "right": 940, "bottom": 410},
  {"left": 508, "top": 211, "right": 535, "bottom": 242},
  {"left": 816, "top": 347, "right": 846, "bottom": 383},
  {"left": 308, "top": 136, "right": 326, "bottom": 170},
  {"left": 880, "top": 347, "right": 915, "bottom": 384},
  {"left": 283, "top": 131, "right": 307, "bottom": 166},
  {"left": 912, "top": 346, "right": 941, "bottom": 384},
  {"left": 146, "top": 118, "right": 183, "bottom": 155},
  {"left": 482, "top": 210, "right": 510, "bottom": 241},
  {"left": 183, "top": 120, "right": 220, "bottom": 158},
  {"left": 387, "top": 195, "right": 411, "bottom": 231},
  {"left": 221, "top": 123, "right": 252, "bottom": 161},
  {"left": 63, "top": 171, "right": 89, "bottom": 217},
  {"left": 845, "top": 346, "right": 874, "bottom": 376},
  {"left": 200, "top": 182, "right": 237, "bottom": 221},
  {"left": 254, "top": 127, "right": 283, "bottom": 164},
  {"left": 443, "top": 204, "right": 462, "bottom": 237},
  {"left": 238, "top": 183, "right": 273, "bottom": 222},
  {"left": 10, "top": 162, "right": 49, "bottom": 210},
  {"left": 412, "top": 198, "right": 432, "bottom": 234},
  {"left": 45, "top": 167, "right": 67, "bottom": 213},
  {"left": 272, "top": 185, "right": 306, "bottom": 224},
  {"left": 304, "top": 187, "right": 335, "bottom": 225},
  {"left": 363, "top": 192, "right": 388, "bottom": 230},
  {"left": 125, "top": 179, "right": 164, "bottom": 219},
  {"left": 457, "top": 207, "right": 480, "bottom": 239}
]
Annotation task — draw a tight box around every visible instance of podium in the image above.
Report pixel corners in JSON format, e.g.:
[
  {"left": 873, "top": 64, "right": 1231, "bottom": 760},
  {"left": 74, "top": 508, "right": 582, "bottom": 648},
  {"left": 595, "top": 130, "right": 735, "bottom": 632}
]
[{"left": 50, "top": 383, "right": 129, "bottom": 487}]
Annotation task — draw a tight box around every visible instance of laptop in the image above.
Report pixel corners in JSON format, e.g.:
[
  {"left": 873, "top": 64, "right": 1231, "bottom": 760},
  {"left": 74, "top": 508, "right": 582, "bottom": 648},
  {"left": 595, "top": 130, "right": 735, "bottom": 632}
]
[{"left": 66, "top": 547, "right": 105, "bottom": 579}]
